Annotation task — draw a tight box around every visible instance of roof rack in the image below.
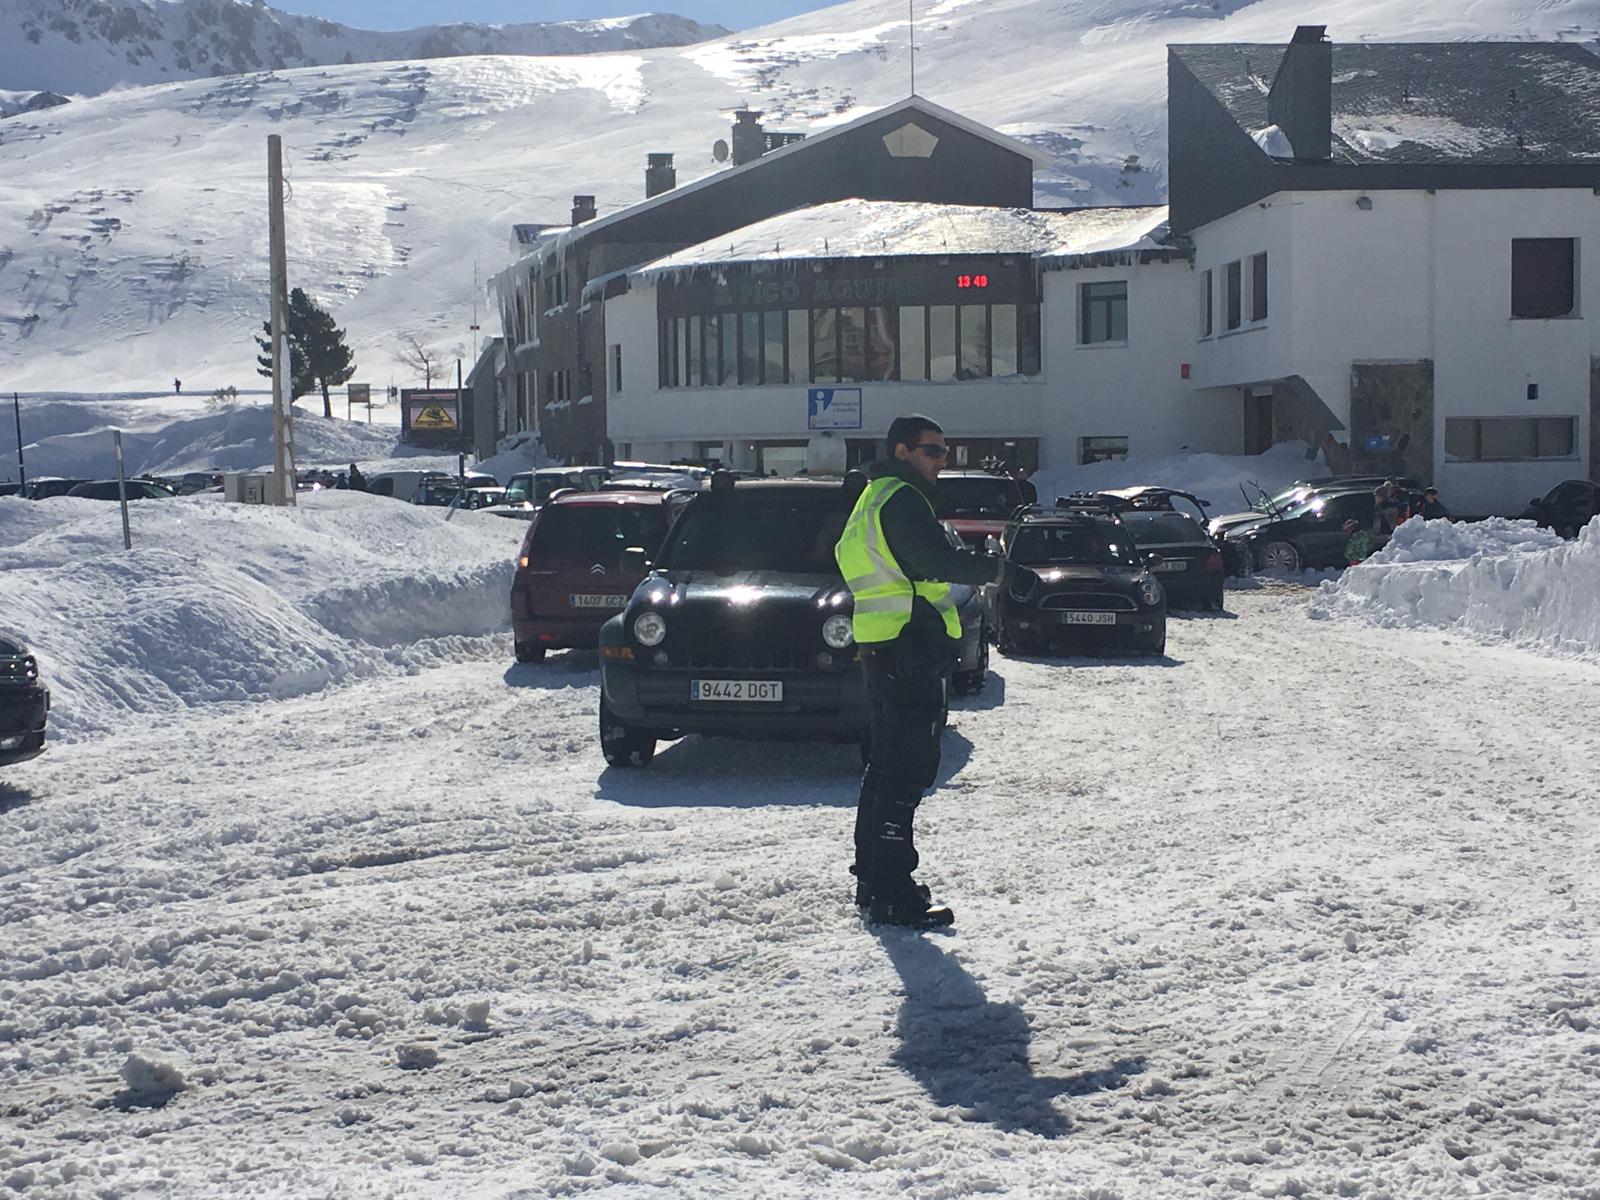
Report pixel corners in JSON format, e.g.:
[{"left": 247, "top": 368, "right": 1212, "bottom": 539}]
[{"left": 1008, "top": 496, "right": 1119, "bottom": 522}]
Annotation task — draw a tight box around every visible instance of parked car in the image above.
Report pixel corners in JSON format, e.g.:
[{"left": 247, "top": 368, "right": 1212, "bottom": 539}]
[
  {"left": 1222, "top": 487, "right": 1378, "bottom": 573},
  {"left": 0, "top": 482, "right": 20, "bottom": 498},
  {"left": 511, "top": 489, "right": 682, "bottom": 664},
  {"left": 65, "top": 479, "right": 176, "bottom": 501},
  {"left": 366, "top": 471, "right": 459, "bottom": 503},
  {"left": 1095, "top": 485, "right": 1212, "bottom": 524},
  {"left": 934, "top": 469, "right": 1026, "bottom": 549},
  {"left": 0, "top": 636, "right": 50, "bottom": 767},
  {"left": 987, "top": 502, "right": 1167, "bottom": 656},
  {"left": 503, "top": 467, "right": 610, "bottom": 509},
  {"left": 595, "top": 476, "right": 986, "bottom": 768},
  {"left": 20, "top": 478, "right": 88, "bottom": 500},
  {"left": 1520, "top": 479, "right": 1600, "bottom": 537},
  {"left": 1208, "top": 475, "right": 1422, "bottom": 540},
  {"left": 1117, "top": 510, "right": 1226, "bottom": 610}
]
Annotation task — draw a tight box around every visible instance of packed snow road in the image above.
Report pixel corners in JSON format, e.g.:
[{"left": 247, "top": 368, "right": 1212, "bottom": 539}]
[{"left": 3, "top": 587, "right": 1598, "bottom": 1199}]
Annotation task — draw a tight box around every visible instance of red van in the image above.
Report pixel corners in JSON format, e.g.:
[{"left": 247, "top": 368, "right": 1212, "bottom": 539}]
[{"left": 510, "top": 489, "right": 680, "bottom": 663}]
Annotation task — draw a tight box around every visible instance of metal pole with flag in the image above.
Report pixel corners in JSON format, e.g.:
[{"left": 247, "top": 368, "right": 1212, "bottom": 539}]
[
  {"left": 113, "top": 430, "right": 132, "bottom": 550},
  {"left": 268, "top": 134, "right": 297, "bottom": 506}
]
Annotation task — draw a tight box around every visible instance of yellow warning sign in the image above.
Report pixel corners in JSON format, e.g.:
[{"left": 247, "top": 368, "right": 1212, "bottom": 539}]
[{"left": 412, "top": 404, "right": 456, "bottom": 430}]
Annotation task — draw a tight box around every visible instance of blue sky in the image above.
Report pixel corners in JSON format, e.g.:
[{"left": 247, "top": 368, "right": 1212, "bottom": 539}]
[{"left": 286, "top": 1, "right": 832, "bottom": 32}]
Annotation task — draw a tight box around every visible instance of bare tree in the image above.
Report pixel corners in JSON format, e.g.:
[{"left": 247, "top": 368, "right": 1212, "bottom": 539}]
[{"left": 393, "top": 333, "right": 442, "bottom": 388}]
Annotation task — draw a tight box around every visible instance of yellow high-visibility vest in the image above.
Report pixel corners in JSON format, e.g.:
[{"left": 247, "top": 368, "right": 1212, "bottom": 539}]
[{"left": 835, "top": 477, "right": 961, "bottom": 644}]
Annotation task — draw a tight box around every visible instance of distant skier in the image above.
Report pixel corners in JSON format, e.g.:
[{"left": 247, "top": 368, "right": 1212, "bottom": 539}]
[
  {"left": 347, "top": 463, "right": 368, "bottom": 493},
  {"left": 835, "top": 413, "right": 1037, "bottom": 929},
  {"left": 173, "top": 378, "right": 182, "bottom": 394}
]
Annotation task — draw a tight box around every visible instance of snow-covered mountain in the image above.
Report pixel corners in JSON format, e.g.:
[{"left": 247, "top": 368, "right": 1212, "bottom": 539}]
[
  {"left": 0, "top": 0, "right": 727, "bottom": 96},
  {"left": 2, "top": 0, "right": 1598, "bottom": 393}
]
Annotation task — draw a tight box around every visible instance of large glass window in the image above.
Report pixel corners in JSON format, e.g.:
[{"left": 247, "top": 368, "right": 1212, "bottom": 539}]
[
  {"left": 865, "top": 307, "right": 895, "bottom": 381},
  {"left": 720, "top": 312, "right": 738, "bottom": 386},
  {"left": 1250, "top": 253, "right": 1268, "bottom": 322},
  {"left": 1081, "top": 282, "right": 1128, "bottom": 345},
  {"left": 787, "top": 309, "right": 808, "bottom": 384},
  {"left": 679, "top": 320, "right": 691, "bottom": 387},
  {"left": 812, "top": 307, "right": 839, "bottom": 383},
  {"left": 763, "top": 311, "right": 785, "bottom": 384},
  {"left": 1225, "top": 262, "right": 1242, "bottom": 330},
  {"left": 685, "top": 315, "right": 701, "bottom": 386},
  {"left": 899, "top": 306, "right": 927, "bottom": 380},
  {"left": 839, "top": 306, "right": 867, "bottom": 381},
  {"left": 1200, "top": 269, "right": 1213, "bottom": 337},
  {"left": 1019, "top": 304, "right": 1041, "bottom": 376},
  {"left": 1446, "top": 416, "right": 1577, "bottom": 461},
  {"left": 740, "top": 311, "right": 760, "bottom": 384},
  {"left": 703, "top": 314, "right": 721, "bottom": 385},
  {"left": 990, "top": 305, "right": 1018, "bottom": 376},
  {"left": 958, "top": 305, "right": 989, "bottom": 378},
  {"left": 929, "top": 305, "right": 957, "bottom": 381}
]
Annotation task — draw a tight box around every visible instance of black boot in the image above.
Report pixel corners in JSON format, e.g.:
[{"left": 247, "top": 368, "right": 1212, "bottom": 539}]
[
  {"left": 867, "top": 895, "right": 955, "bottom": 928},
  {"left": 851, "top": 865, "right": 930, "bottom": 910}
]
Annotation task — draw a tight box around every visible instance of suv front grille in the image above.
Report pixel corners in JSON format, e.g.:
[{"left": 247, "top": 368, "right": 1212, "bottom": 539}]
[{"left": 668, "top": 612, "right": 815, "bottom": 671}]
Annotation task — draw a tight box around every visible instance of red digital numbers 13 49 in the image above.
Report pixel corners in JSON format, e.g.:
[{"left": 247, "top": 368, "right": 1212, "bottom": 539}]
[{"left": 956, "top": 274, "right": 990, "bottom": 289}]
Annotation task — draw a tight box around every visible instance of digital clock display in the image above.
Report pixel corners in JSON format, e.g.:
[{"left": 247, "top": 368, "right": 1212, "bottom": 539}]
[{"left": 955, "top": 274, "right": 990, "bottom": 289}]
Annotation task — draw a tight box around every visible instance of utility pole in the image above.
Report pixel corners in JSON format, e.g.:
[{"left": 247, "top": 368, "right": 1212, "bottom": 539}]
[
  {"left": 10, "top": 392, "right": 23, "bottom": 489},
  {"left": 113, "top": 430, "right": 132, "bottom": 551},
  {"left": 909, "top": 0, "right": 916, "bottom": 96},
  {"left": 267, "top": 134, "right": 297, "bottom": 506}
]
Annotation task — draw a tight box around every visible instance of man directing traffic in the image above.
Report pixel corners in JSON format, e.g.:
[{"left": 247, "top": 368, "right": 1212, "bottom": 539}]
[{"left": 836, "top": 414, "right": 1035, "bottom": 928}]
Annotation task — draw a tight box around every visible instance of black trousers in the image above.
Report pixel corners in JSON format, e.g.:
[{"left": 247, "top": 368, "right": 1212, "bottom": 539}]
[{"left": 854, "top": 633, "right": 954, "bottom": 904}]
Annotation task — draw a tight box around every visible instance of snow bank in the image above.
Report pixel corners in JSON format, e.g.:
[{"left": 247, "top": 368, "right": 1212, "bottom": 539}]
[
  {"left": 0, "top": 492, "right": 523, "bottom": 740},
  {"left": 1031, "top": 442, "right": 1320, "bottom": 511},
  {"left": 1310, "top": 516, "right": 1600, "bottom": 662}
]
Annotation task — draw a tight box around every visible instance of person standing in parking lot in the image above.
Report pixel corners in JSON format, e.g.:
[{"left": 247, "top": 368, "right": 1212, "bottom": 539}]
[
  {"left": 347, "top": 463, "right": 368, "bottom": 493},
  {"left": 836, "top": 414, "right": 1034, "bottom": 928}
]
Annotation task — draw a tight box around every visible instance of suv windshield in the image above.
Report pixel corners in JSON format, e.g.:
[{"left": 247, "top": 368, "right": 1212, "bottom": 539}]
[
  {"left": 936, "top": 476, "right": 1023, "bottom": 519},
  {"left": 530, "top": 505, "right": 670, "bottom": 564},
  {"left": 661, "top": 491, "right": 848, "bottom": 573},
  {"left": 1012, "top": 521, "right": 1140, "bottom": 567}
]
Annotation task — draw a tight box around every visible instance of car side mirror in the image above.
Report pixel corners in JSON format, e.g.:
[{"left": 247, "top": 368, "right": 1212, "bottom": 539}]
[
  {"left": 1145, "top": 553, "right": 1164, "bottom": 568},
  {"left": 620, "top": 546, "right": 650, "bottom": 574},
  {"left": 984, "top": 535, "right": 1002, "bottom": 555}
]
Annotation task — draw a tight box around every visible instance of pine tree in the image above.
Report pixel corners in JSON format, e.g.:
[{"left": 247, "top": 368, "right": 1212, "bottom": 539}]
[{"left": 255, "top": 289, "right": 357, "bottom": 419}]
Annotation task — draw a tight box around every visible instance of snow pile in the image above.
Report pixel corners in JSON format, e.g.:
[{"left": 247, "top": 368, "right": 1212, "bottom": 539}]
[
  {"left": 1031, "top": 441, "right": 1320, "bottom": 510},
  {"left": 0, "top": 491, "right": 522, "bottom": 740},
  {"left": 1311, "top": 515, "right": 1600, "bottom": 661}
]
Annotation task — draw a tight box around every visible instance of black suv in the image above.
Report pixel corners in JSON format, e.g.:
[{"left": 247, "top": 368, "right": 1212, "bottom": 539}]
[
  {"left": 1222, "top": 487, "right": 1378, "bottom": 573},
  {"left": 596, "top": 477, "right": 986, "bottom": 767},
  {"left": 0, "top": 636, "right": 50, "bottom": 767},
  {"left": 1520, "top": 479, "right": 1599, "bottom": 538},
  {"left": 988, "top": 503, "right": 1167, "bottom": 656}
]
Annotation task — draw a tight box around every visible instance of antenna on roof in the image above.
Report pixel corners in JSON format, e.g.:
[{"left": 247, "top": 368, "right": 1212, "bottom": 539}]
[{"left": 908, "top": 0, "right": 917, "bottom": 96}]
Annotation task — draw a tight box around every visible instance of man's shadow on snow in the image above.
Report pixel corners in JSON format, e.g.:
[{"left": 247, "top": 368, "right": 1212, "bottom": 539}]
[
  {"left": 876, "top": 931, "right": 1147, "bottom": 1139},
  {"left": 0, "top": 781, "right": 36, "bottom": 816}
]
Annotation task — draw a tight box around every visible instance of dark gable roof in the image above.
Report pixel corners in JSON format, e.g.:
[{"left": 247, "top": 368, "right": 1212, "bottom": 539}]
[{"left": 1171, "top": 41, "right": 1600, "bottom": 165}]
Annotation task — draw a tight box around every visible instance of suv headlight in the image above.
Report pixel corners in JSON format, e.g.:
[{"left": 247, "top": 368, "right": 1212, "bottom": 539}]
[
  {"left": 822, "top": 614, "right": 854, "bottom": 649},
  {"left": 633, "top": 611, "right": 667, "bottom": 647},
  {"left": 1138, "top": 578, "right": 1163, "bottom": 606}
]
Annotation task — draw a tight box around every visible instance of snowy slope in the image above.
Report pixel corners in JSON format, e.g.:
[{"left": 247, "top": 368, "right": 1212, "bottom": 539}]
[
  {"left": 0, "top": 0, "right": 726, "bottom": 96},
  {"left": 2, "top": 0, "right": 1598, "bottom": 393}
]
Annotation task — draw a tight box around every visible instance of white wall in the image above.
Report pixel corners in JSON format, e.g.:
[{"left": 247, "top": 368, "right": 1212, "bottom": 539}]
[{"left": 1191, "top": 188, "right": 1599, "bottom": 513}]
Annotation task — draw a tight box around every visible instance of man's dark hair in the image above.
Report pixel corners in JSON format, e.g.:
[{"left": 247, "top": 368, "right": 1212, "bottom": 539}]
[{"left": 887, "top": 414, "right": 943, "bottom": 453}]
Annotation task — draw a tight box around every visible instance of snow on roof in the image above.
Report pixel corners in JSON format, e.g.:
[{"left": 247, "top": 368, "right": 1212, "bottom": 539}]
[{"left": 628, "top": 200, "right": 1171, "bottom": 280}]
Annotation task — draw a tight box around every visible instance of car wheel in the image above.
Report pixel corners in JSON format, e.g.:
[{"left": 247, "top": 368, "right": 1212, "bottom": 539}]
[
  {"left": 515, "top": 641, "right": 546, "bottom": 664},
  {"left": 951, "top": 633, "right": 989, "bottom": 694},
  {"left": 1208, "top": 589, "right": 1226, "bottom": 612},
  {"left": 599, "top": 694, "right": 655, "bottom": 768},
  {"left": 1258, "top": 541, "right": 1301, "bottom": 573}
]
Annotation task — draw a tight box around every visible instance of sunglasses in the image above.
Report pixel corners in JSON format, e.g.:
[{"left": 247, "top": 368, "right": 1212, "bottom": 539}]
[{"left": 912, "top": 443, "right": 950, "bottom": 459}]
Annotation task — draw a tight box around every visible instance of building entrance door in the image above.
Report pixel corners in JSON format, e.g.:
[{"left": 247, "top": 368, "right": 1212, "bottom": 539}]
[{"left": 1243, "top": 390, "right": 1273, "bottom": 455}]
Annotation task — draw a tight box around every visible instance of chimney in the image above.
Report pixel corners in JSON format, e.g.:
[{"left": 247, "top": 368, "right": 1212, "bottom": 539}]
[
  {"left": 570, "top": 194, "right": 596, "bottom": 226},
  {"left": 1267, "top": 25, "right": 1333, "bottom": 160},
  {"left": 731, "top": 108, "right": 766, "bottom": 167},
  {"left": 645, "top": 152, "right": 677, "bottom": 198}
]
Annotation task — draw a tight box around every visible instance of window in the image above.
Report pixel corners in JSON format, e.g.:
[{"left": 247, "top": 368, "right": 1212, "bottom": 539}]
[
  {"left": 719, "top": 312, "right": 737, "bottom": 386},
  {"left": 739, "top": 310, "right": 760, "bottom": 384},
  {"left": 811, "top": 307, "right": 839, "bottom": 382},
  {"left": 899, "top": 307, "right": 927, "bottom": 380},
  {"left": 1018, "top": 304, "right": 1041, "bottom": 375},
  {"left": 929, "top": 305, "right": 957, "bottom": 380},
  {"left": 990, "top": 305, "right": 1018, "bottom": 376},
  {"left": 1200, "top": 269, "right": 1213, "bottom": 337},
  {"left": 515, "top": 292, "right": 528, "bottom": 344},
  {"left": 864, "top": 307, "right": 895, "bottom": 381},
  {"left": 1250, "top": 253, "right": 1268, "bottom": 322},
  {"left": 1080, "top": 436, "right": 1129, "bottom": 465},
  {"left": 1224, "top": 262, "right": 1242, "bottom": 330},
  {"left": 957, "top": 305, "right": 989, "bottom": 378},
  {"left": 762, "top": 311, "right": 785, "bottom": 384},
  {"left": 839, "top": 306, "right": 867, "bottom": 381},
  {"left": 1080, "top": 282, "right": 1128, "bottom": 345},
  {"left": 1512, "top": 238, "right": 1576, "bottom": 318},
  {"left": 787, "top": 309, "right": 809, "bottom": 384},
  {"left": 686, "top": 315, "right": 701, "bottom": 386},
  {"left": 1444, "top": 416, "right": 1577, "bottom": 461},
  {"left": 544, "top": 270, "right": 568, "bottom": 309},
  {"left": 609, "top": 343, "right": 622, "bottom": 394}
]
